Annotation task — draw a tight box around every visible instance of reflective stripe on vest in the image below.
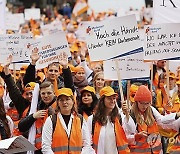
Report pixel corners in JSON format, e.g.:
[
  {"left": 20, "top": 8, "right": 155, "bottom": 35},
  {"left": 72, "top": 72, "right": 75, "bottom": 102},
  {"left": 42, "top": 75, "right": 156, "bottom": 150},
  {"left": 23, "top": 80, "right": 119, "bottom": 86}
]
[
  {"left": 53, "top": 146, "right": 82, "bottom": 152},
  {"left": 171, "top": 152, "right": 180, "bottom": 154},
  {"left": 93, "top": 117, "right": 130, "bottom": 153},
  {"left": 131, "top": 144, "right": 162, "bottom": 153},
  {"left": 130, "top": 121, "right": 162, "bottom": 153},
  {"left": 52, "top": 114, "right": 82, "bottom": 154}
]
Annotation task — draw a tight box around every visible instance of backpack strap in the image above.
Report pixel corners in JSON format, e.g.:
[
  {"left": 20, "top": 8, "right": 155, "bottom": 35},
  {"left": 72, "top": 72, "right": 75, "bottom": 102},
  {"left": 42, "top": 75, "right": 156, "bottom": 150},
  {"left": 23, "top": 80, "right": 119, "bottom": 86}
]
[
  {"left": 77, "top": 114, "right": 83, "bottom": 128},
  {"left": 50, "top": 113, "right": 83, "bottom": 134},
  {"left": 50, "top": 114, "right": 57, "bottom": 134}
]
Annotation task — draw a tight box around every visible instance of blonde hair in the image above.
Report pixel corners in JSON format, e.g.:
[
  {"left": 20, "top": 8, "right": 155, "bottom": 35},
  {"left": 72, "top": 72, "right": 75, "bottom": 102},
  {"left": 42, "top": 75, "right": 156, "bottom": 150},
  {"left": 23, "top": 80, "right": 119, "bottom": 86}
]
[{"left": 132, "top": 102, "right": 155, "bottom": 126}]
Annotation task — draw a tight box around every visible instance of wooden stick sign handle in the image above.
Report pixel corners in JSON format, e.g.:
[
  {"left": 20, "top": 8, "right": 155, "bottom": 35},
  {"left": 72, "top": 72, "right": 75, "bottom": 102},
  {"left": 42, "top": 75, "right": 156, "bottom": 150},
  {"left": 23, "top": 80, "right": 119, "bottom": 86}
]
[{"left": 114, "top": 59, "right": 129, "bottom": 120}]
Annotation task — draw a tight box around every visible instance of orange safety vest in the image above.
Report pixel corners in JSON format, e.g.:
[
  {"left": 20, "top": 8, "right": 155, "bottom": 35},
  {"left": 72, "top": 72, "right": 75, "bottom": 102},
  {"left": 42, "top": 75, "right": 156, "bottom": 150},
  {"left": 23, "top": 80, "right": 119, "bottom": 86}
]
[
  {"left": 169, "top": 134, "right": 180, "bottom": 154},
  {"left": 13, "top": 106, "right": 30, "bottom": 136},
  {"left": 7, "top": 108, "right": 20, "bottom": 121},
  {"left": 93, "top": 117, "right": 130, "bottom": 154},
  {"left": 153, "top": 72, "right": 159, "bottom": 87},
  {"left": 83, "top": 112, "right": 88, "bottom": 121},
  {"left": 129, "top": 122, "right": 162, "bottom": 154},
  {"left": 35, "top": 102, "right": 56, "bottom": 149},
  {"left": 52, "top": 114, "right": 82, "bottom": 154}
]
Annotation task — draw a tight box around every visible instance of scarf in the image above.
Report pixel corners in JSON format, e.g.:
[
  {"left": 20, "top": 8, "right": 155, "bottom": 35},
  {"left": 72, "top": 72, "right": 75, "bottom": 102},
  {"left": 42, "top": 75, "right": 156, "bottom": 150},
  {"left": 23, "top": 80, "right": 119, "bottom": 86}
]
[{"left": 27, "top": 83, "right": 39, "bottom": 154}]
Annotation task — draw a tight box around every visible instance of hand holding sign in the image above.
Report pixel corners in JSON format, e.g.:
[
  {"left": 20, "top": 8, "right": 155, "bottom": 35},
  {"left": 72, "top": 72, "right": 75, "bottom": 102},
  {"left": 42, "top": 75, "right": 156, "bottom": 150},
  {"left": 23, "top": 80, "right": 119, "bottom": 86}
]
[
  {"left": 30, "top": 47, "right": 40, "bottom": 65},
  {"left": 121, "top": 101, "right": 129, "bottom": 116},
  {"left": 59, "top": 52, "right": 68, "bottom": 69},
  {"left": 3, "top": 55, "right": 12, "bottom": 76}
]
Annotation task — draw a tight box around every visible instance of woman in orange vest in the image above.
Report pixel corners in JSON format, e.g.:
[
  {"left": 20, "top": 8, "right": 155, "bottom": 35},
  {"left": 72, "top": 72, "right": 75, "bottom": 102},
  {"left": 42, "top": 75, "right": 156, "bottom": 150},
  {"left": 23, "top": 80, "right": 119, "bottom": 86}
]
[
  {"left": 42, "top": 88, "right": 95, "bottom": 154},
  {"left": 78, "top": 86, "right": 98, "bottom": 121},
  {"left": 87, "top": 86, "right": 130, "bottom": 154},
  {"left": 125, "top": 85, "right": 180, "bottom": 154}
]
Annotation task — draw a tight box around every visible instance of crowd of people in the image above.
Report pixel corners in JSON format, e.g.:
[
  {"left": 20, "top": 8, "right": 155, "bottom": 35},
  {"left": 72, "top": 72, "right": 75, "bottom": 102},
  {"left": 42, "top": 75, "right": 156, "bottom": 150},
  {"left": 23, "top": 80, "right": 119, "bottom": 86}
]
[{"left": 0, "top": 1, "right": 179, "bottom": 154}]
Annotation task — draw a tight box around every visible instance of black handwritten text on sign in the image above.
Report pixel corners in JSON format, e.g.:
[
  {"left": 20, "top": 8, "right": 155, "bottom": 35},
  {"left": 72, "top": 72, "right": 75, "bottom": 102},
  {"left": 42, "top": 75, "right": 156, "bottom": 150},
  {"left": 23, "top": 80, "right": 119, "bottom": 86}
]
[{"left": 161, "top": 0, "right": 177, "bottom": 8}]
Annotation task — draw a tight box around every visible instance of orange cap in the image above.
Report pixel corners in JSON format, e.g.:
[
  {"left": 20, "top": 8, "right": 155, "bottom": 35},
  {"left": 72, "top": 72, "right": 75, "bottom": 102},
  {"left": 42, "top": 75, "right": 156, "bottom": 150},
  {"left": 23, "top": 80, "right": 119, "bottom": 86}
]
[
  {"left": 70, "top": 43, "right": 79, "bottom": 53},
  {"left": 81, "top": 86, "right": 95, "bottom": 94},
  {"left": 57, "top": 88, "right": 73, "bottom": 97},
  {"left": 37, "top": 72, "right": 45, "bottom": 82},
  {"left": 20, "top": 65, "right": 28, "bottom": 74},
  {"left": 100, "top": 86, "right": 117, "bottom": 97},
  {"left": 134, "top": 85, "right": 152, "bottom": 102},
  {"left": 24, "top": 82, "right": 36, "bottom": 92},
  {"left": 68, "top": 64, "right": 76, "bottom": 73},
  {"left": 74, "top": 66, "right": 85, "bottom": 73},
  {"left": 169, "top": 72, "right": 175, "bottom": 79},
  {"left": 130, "top": 84, "right": 139, "bottom": 103},
  {"left": 176, "top": 80, "right": 180, "bottom": 85}
]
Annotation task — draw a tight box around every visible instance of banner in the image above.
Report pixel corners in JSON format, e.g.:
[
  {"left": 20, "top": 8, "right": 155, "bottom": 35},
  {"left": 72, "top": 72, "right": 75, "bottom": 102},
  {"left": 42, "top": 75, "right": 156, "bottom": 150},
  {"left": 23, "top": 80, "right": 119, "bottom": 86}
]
[
  {"left": 0, "top": 136, "right": 36, "bottom": 154},
  {"left": 88, "top": 0, "right": 145, "bottom": 13},
  {"left": 85, "top": 15, "right": 142, "bottom": 61},
  {"left": 0, "top": 0, "right": 5, "bottom": 34},
  {"left": 153, "top": 0, "right": 180, "bottom": 24},
  {"left": 0, "top": 34, "right": 33, "bottom": 64},
  {"left": 27, "top": 32, "right": 71, "bottom": 69},
  {"left": 104, "top": 51, "right": 150, "bottom": 80},
  {"left": 5, "top": 14, "right": 20, "bottom": 31},
  {"left": 73, "top": 0, "right": 88, "bottom": 16},
  {"left": 24, "top": 8, "right": 40, "bottom": 20},
  {"left": 144, "top": 24, "right": 180, "bottom": 60},
  {"left": 41, "top": 20, "right": 63, "bottom": 36}
]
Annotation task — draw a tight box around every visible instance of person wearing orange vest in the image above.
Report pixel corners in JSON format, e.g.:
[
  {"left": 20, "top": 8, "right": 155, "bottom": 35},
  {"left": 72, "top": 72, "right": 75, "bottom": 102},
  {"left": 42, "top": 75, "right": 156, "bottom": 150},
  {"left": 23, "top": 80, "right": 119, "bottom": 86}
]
[
  {"left": 87, "top": 86, "right": 130, "bottom": 154},
  {"left": 42, "top": 88, "right": 95, "bottom": 154},
  {"left": 78, "top": 86, "right": 98, "bottom": 121},
  {"left": 18, "top": 81, "right": 57, "bottom": 154},
  {"left": 124, "top": 85, "right": 179, "bottom": 154}
]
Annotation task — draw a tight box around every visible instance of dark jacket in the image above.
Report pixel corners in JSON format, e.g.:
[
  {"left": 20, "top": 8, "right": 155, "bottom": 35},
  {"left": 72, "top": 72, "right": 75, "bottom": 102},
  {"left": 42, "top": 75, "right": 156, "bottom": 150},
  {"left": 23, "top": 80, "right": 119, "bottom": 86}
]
[
  {"left": 2, "top": 73, "right": 30, "bottom": 117},
  {"left": 18, "top": 97, "right": 56, "bottom": 134},
  {"left": 25, "top": 64, "right": 75, "bottom": 92}
]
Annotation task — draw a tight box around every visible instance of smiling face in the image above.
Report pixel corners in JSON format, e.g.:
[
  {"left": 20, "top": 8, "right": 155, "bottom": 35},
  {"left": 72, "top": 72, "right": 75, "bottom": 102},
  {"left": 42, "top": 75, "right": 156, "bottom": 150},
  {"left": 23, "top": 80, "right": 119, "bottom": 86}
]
[
  {"left": 95, "top": 73, "right": 105, "bottom": 89},
  {"left": 137, "top": 101, "right": 151, "bottom": 113},
  {"left": 104, "top": 95, "right": 116, "bottom": 111},
  {"left": 46, "top": 64, "right": 60, "bottom": 81},
  {"left": 40, "top": 85, "right": 55, "bottom": 104},
  {"left": 57, "top": 95, "right": 74, "bottom": 115},
  {"left": 82, "top": 91, "right": 93, "bottom": 105}
]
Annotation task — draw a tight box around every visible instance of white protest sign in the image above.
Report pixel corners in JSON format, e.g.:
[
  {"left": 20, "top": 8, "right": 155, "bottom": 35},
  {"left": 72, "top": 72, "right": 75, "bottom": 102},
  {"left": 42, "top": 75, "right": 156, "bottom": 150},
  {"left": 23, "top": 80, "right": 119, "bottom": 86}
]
[
  {"left": 169, "top": 60, "right": 180, "bottom": 73},
  {"left": 0, "top": 34, "right": 33, "bottom": 63},
  {"left": 41, "top": 20, "right": 63, "bottom": 36},
  {"left": 144, "top": 24, "right": 180, "bottom": 60},
  {"left": 0, "top": 135, "right": 36, "bottom": 154},
  {"left": 85, "top": 15, "right": 142, "bottom": 61},
  {"left": 5, "top": 14, "right": 20, "bottom": 31},
  {"left": 14, "top": 13, "right": 25, "bottom": 24},
  {"left": 104, "top": 51, "right": 150, "bottom": 80},
  {"left": 0, "top": 0, "right": 6, "bottom": 34},
  {"left": 27, "top": 32, "right": 70, "bottom": 69},
  {"left": 24, "top": 8, "right": 40, "bottom": 20},
  {"left": 153, "top": 0, "right": 180, "bottom": 24}
]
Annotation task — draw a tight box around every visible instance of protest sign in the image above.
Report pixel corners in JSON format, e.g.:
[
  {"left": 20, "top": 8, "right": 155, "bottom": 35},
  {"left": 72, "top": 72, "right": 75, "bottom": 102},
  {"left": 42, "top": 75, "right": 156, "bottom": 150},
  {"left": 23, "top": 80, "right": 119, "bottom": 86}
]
[
  {"left": 0, "top": 0, "right": 6, "bottom": 34},
  {"left": 27, "top": 32, "right": 70, "bottom": 69},
  {"left": 24, "top": 8, "right": 40, "bottom": 20},
  {"left": 169, "top": 60, "right": 180, "bottom": 73},
  {"left": 14, "top": 13, "right": 25, "bottom": 24},
  {"left": 144, "top": 24, "right": 180, "bottom": 60},
  {"left": 88, "top": 0, "right": 145, "bottom": 13},
  {"left": 103, "top": 51, "right": 150, "bottom": 80},
  {"left": 85, "top": 15, "right": 142, "bottom": 61},
  {"left": 0, "top": 34, "right": 33, "bottom": 63},
  {"left": 0, "top": 135, "right": 36, "bottom": 154},
  {"left": 73, "top": 0, "right": 88, "bottom": 16},
  {"left": 5, "top": 14, "right": 20, "bottom": 31},
  {"left": 41, "top": 20, "right": 63, "bottom": 36},
  {"left": 153, "top": 0, "right": 180, "bottom": 24}
]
